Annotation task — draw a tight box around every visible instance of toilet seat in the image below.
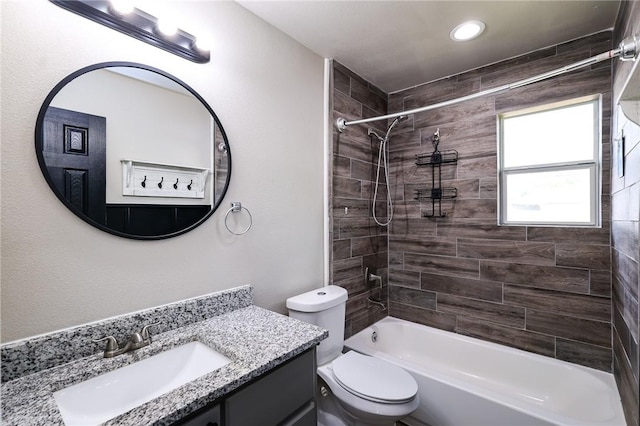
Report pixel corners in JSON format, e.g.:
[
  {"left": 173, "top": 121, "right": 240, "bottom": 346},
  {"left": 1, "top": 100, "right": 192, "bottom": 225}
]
[
  {"left": 317, "top": 352, "right": 420, "bottom": 424},
  {"left": 331, "top": 351, "right": 418, "bottom": 404}
]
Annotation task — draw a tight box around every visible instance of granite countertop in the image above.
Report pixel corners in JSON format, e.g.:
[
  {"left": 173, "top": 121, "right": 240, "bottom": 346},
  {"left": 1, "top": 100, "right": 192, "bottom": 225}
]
[{"left": 1, "top": 305, "right": 327, "bottom": 426}]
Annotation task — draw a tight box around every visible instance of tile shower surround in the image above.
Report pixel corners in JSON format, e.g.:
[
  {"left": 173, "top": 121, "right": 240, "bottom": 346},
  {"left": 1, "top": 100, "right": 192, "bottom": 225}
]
[
  {"left": 332, "top": 61, "right": 390, "bottom": 337},
  {"left": 612, "top": 1, "right": 640, "bottom": 424},
  {"left": 332, "top": 31, "right": 615, "bottom": 370}
]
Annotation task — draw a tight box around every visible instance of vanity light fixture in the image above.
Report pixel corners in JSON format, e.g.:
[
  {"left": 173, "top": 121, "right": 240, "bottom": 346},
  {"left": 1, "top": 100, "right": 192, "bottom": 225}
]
[
  {"left": 450, "top": 20, "right": 486, "bottom": 42},
  {"left": 50, "top": 0, "right": 210, "bottom": 63}
]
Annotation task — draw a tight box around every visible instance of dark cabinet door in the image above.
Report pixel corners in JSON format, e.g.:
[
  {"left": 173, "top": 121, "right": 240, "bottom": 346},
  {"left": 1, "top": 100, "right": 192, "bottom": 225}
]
[
  {"left": 179, "top": 404, "right": 221, "bottom": 426},
  {"left": 173, "top": 349, "right": 316, "bottom": 426},
  {"left": 225, "top": 350, "right": 316, "bottom": 426}
]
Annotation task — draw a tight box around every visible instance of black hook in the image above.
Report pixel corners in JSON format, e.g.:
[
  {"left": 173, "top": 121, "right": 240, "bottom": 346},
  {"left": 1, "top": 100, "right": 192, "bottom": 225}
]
[
  {"left": 429, "top": 128, "right": 442, "bottom": 163},
  {"left": 141, "top": 176, "right": 147, "bottom": 188},
  {"left": 431, "top": 128, "right": 441, "bottom": 151},
  {"left": 158, "top": 177, "right": 164, "bottom": 189},
  {"left": 187, "top": 179, "right": 193, "bottom": 191},
  {"left": 173, "top": 178, "right": 179, "bottom": 190}
]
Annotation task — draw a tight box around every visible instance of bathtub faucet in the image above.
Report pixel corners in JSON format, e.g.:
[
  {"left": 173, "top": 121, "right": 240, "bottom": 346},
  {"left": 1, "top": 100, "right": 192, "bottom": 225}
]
[
  {"left": 366, "top": 267, "right": 383, "bottom": 289},
  {"left": 365, "top": 267, "right": 387, "bottom": 311}
]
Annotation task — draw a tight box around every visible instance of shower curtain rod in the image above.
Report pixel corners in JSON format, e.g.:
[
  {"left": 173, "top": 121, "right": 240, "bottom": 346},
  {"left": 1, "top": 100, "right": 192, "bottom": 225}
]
[{"left": 336, "top": 34, "right": 639, "bottom": 132}]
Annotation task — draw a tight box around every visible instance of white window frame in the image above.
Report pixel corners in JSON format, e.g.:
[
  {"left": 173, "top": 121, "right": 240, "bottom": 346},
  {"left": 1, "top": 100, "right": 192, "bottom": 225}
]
[{"left": 497, "top": 95, "right": 602, "bottom": 227}]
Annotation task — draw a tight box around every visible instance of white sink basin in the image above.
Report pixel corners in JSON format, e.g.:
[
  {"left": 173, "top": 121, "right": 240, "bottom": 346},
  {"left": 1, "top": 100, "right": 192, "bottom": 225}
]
[{"left": 53, "top": 341, "right": 231, "bottom": 426}]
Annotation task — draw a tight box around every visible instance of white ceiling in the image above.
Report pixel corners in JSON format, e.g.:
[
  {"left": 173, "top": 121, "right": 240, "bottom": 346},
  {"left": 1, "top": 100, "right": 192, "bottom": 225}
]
[{"left": 236, "top": 0, "right": 621, "bottom": 93}]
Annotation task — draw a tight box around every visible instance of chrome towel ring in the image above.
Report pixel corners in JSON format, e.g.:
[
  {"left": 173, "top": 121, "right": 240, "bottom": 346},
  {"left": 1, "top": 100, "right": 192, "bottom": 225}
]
[{"left": 224, "top": 202, "right": 252, "bottom": 235}]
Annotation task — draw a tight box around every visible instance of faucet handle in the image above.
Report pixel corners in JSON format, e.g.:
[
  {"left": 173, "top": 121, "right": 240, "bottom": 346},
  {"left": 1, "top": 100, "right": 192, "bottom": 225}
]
[
  {"left": 92, "top": 336, "right": 119, "bottom": 352},
  {"left": 139, "top": 322, "right": 160, "bottom": 340},
  {"left": 129, "top": 332, "right": 144, "bottom": 345}
]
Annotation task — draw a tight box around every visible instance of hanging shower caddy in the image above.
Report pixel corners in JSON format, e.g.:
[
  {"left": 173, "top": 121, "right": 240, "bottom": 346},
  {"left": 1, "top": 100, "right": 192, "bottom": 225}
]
[{"left": 414, "top": 128, "right": 458, "bottom": 217}]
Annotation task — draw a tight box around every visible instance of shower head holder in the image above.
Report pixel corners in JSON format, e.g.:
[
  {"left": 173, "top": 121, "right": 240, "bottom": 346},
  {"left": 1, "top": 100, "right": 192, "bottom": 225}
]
[{"left": 368, "top": 128, "right": 385, "bottom": 142}]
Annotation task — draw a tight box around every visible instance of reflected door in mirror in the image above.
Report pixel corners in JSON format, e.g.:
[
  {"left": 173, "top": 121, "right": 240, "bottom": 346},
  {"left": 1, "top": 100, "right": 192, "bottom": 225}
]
[{"left": 43, "top": 107, "right": 107, "bottom": 225}]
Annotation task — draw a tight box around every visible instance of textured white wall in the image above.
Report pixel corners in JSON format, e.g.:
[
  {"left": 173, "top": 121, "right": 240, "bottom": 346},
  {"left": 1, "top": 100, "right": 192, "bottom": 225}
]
[{"left": 0, "top": 0, "right": 326, "bottom": 342}]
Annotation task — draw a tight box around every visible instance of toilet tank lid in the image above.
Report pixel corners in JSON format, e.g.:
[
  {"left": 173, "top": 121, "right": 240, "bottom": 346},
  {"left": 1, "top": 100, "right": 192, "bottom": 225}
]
[{"left": 286, "top": 286, "right": 348, "bottom": 312}]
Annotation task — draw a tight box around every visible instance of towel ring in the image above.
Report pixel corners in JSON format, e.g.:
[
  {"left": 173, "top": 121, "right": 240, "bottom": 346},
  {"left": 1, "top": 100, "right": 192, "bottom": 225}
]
[{"left": 224, "top": 202, "right": 252, "bottom": 235}]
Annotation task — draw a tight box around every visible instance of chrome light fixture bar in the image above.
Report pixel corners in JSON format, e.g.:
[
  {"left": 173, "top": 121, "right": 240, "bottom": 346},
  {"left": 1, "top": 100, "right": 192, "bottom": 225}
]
[{"left": 50, "top": 0, "right": 210, "bottom": 64}]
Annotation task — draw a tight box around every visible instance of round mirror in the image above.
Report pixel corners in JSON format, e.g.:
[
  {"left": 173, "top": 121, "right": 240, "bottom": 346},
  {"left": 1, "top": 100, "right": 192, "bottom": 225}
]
[{"left": 35, "top": 62, "right": 231, "bottom": 239}]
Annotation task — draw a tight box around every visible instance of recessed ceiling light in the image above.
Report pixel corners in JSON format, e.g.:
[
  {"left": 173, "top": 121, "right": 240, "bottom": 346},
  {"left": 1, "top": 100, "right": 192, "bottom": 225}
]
[{"left": 450, "top": 20, "right": 486, "bottom": 41}]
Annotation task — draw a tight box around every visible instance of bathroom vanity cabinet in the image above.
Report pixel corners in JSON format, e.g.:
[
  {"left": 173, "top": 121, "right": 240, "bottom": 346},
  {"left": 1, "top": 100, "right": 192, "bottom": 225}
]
[
  {"left": 1, "top": 298, "right": 327, "bottom": 426},
  {"left": 177, "top": 348, "right": 317, "bottom": 426}
]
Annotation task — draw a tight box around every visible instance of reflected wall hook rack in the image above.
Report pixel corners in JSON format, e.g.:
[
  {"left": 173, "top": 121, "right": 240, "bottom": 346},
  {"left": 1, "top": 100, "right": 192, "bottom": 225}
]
[{"left": 121, "top": 160, "right": 209, "bottom": 199}]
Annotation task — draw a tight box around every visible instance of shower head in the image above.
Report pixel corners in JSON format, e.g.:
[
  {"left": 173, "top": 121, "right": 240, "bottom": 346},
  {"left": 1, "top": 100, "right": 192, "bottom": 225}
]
[
  {"left": 389, "top": 115, "right": 408, "bottom": 127},
  {"left": 369, "top": 115, "right": 409, "bottom": 143},
  {"left": 386, "top": 115, "right": 408, "bottom": 134}
]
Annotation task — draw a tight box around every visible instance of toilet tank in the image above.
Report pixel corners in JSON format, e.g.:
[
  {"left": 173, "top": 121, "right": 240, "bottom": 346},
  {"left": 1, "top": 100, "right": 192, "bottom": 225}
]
[{"left": 286, "top": 286, "right": 348, "bottom": 365}]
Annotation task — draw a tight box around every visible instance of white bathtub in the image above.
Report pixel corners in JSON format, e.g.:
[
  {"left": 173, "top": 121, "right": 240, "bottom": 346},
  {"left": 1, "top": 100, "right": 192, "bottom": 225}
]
[{"left": 344, "top": 317, "right": 626, "bottom": 426}]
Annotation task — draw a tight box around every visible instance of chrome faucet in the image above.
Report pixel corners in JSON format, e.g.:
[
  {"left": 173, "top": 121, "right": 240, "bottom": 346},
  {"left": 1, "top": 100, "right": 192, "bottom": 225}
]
[
  {"left": 93, "top": 323, "right": 160, "bottom": 358},
  {"left": 367, "top": 270, "right": 383, "bottom": 289},
  {"left": 365, "top": 267, "right": 387, "bottom": 311}
]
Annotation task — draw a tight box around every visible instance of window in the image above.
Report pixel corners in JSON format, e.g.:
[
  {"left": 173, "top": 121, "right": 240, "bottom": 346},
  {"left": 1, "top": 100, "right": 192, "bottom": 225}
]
[{"left": 498, "top": 96, "right": 601, "bottom": 227}]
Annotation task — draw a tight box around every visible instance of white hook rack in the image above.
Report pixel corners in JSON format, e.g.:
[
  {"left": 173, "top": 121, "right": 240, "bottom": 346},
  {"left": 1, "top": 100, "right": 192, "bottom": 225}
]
[{"left": 121, "top": 160, "right": 210, "bottom": 199}]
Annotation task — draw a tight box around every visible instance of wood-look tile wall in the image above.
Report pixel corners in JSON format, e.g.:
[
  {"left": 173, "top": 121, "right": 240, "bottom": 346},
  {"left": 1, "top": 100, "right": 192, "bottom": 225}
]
[
  {"left": 386, "top": 31, "right": 614, "bottom": 372},
  {"left": 612, "top": 2, "right": 640, "bottom": 424},
  {"left": 329, "top": 25, "right": 639, "bottom": 426},
  {"left": 332, "top": 62, "right": 388, "bottom": 337}
]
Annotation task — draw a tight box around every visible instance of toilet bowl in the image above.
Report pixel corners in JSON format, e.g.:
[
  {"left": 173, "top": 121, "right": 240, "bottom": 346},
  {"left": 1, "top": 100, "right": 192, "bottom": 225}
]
[
  {"left": 286, "top": 286, "right": 419, "bottom": 426},
  {"left": 317, "top": 351, "right": 419, "bottom": 425}
]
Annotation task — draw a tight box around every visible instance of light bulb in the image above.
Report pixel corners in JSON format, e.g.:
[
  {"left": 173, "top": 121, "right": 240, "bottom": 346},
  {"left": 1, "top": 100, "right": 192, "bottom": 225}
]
[
  {"left": 156, "top": 18, "right": 178, "bottom": 37},
  {"left": 109, "top": 0, "right": 134, "bottom": 15},
  {"left": 193, "top": 37, "right": 211, "bottom": 53}
]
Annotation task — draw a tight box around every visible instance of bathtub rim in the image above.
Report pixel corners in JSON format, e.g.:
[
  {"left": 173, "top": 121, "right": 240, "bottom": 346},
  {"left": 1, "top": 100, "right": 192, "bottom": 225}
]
[{"left": 344, "top": 316, "right": 625, "bottom": 426}]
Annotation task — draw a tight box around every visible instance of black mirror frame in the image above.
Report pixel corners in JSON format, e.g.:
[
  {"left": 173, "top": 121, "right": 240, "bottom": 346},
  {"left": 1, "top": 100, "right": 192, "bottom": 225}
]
[{"left": 35, "top": 61, "right": 231, "bottom": 240}]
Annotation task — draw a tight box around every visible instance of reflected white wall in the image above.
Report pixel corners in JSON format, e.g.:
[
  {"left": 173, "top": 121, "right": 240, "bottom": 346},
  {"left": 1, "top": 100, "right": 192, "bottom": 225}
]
[{"left": 51, "top": 69, "right": 213, "bottom": 205}]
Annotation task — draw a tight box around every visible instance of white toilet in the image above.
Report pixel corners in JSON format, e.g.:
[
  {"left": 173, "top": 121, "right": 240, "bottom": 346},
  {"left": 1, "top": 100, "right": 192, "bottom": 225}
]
[{"left": 286, "top": 285, "right": 419, "bottom": 426}]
